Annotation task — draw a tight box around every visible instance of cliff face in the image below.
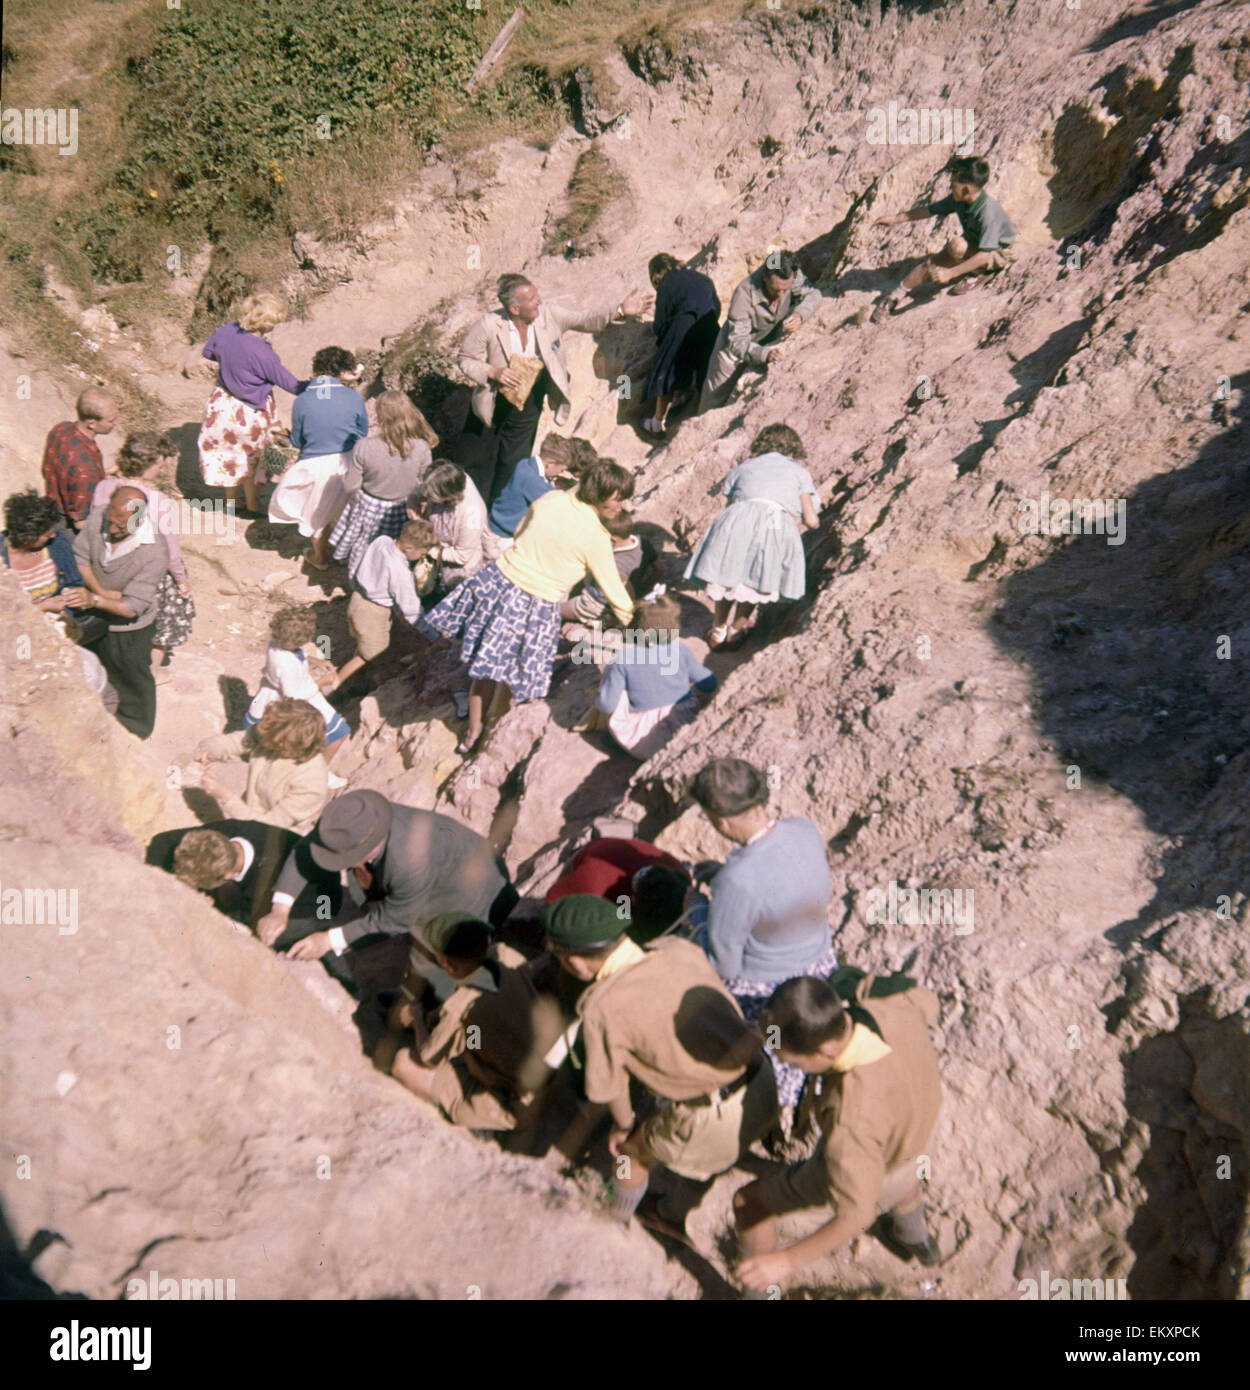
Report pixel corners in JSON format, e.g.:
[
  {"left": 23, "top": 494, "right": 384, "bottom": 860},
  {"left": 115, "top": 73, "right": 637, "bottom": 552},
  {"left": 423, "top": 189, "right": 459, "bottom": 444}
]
[{"left": 2, "top": 0, "right": 1248, "bottom": 1299}]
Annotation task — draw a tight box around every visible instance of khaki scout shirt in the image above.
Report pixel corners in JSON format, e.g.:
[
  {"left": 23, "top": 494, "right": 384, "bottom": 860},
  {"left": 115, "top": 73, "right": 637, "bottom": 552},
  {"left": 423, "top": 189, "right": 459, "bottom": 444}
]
[
  {"left": 719, "top": 266, "right": 822, "bottom": 368},
  {"left": 419, "top": 947, "right": 563, "bottom": 1097},
  {"left": 576, "top": 936, "right": 763, "bottom": 1108},
  {"left": 792, "top": 980, "right": 941, "bottom": 1232}
]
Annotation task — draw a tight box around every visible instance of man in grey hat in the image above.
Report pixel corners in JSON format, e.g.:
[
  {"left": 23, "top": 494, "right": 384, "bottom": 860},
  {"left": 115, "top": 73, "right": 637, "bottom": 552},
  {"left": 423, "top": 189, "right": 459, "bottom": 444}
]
[{"left": 256, "top": 792, "right": 517, "bottom": 972}]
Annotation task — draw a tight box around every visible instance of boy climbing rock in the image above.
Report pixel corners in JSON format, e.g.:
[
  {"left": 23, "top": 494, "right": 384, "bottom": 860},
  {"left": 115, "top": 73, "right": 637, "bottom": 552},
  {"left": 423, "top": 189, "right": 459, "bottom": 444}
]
[
  {"left": 733, "top": 969, "right": 944, "bottom": 1293},
  {"left": 871, "top": 155, "right": 1016, "bottom": 321}
]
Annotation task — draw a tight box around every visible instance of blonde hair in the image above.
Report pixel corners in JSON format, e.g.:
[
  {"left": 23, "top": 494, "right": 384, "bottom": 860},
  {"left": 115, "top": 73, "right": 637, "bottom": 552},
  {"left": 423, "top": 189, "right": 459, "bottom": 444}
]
[
  {"left": 237, "top": 293, "right": 287, "bottom": 335},
  {"left": 253, "top": 698, "right": 325, "bottom": 763},
  {"left": 377, "top": 390, "right": 438, "bottom": 456}
]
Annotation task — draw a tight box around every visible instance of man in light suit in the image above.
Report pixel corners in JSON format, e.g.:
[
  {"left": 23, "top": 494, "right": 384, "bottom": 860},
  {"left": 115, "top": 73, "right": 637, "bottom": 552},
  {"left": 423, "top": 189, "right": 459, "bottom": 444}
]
[
  {"left": 455, "top": 274, "right": 650, "bottom": 506},
  {"left": 698, "top": 249, "right": 822, "bottom": 411}
]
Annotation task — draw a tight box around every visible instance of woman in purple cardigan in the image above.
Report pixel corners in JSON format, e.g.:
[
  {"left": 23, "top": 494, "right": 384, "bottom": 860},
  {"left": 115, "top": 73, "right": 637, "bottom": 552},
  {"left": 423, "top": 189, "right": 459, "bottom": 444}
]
[{"left": 197, "top": 293, "right": 304, "bottom": 514}]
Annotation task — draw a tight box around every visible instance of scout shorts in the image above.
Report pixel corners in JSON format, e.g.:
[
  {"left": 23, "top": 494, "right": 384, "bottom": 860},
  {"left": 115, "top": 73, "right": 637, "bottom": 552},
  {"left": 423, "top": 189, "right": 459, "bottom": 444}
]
[
  {"left": 753, "top": 1153, "right": 922, "bottom": 1218},
  {"left": 639, "top": 1062, "right": 778, "bottom": 1183},
  {"left": 347, "top": 590, "right": 394, "bottom": 661}
]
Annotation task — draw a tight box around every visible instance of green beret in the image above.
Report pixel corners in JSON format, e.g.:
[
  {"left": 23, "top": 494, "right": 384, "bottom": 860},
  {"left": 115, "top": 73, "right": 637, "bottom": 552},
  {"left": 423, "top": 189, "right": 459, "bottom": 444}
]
[
  {"left": 422, "top": 911, "right": 492, "bottom": 957},
  {"left": 543, "top": 894, "right": 627, "bottom": 951}
]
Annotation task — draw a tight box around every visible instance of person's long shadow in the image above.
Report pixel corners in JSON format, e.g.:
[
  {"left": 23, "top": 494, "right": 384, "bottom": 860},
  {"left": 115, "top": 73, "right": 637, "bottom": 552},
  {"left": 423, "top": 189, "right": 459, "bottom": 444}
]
[
  {"left": 171, "top": 421, "right": 208, "bottom": 500},
  {"left": 991, "top": 372, "right": 1250, "bottom": 936},
  {"left": 1118, "top": 1002, "right": 1247, "bottom": 1298},
  {"left": 1083, "top": 0, "right": 1205, "bottom": 54},
  {"left": 590, "top": 320, "right": 668, "bottom": 433},
  {"left": 823, "top": 257, "right": 926, "bottom": 297},
  {"left": 0, "top": 1199, "right": 86, "bottom": 1299},
  {"left": 953, "top": 307, "right": 1094, "bottom": 477}
]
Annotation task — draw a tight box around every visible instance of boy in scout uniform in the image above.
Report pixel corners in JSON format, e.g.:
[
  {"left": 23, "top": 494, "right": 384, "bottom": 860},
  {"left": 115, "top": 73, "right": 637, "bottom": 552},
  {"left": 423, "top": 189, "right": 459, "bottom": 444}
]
[
  {"left": 872, "top": 154, "right": 1017, "bottom": 321},
  {"left": 374, "top": 912, "right": 564, "bottom": 1131},
  {"left": 733, "top": 970, "right": 943, "bottom": 1291},
  {"left": 544, "top": 894, "right": 778, "bottom": 1226}
]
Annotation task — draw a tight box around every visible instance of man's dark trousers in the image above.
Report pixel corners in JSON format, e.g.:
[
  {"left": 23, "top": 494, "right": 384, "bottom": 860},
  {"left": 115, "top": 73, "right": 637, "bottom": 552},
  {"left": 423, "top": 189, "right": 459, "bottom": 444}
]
[
  {"left": 455, "top": 369, "right": 550, "bottom": 508},
  {"left": 92, "top": 621, "right": 157, "bottom": 739}
]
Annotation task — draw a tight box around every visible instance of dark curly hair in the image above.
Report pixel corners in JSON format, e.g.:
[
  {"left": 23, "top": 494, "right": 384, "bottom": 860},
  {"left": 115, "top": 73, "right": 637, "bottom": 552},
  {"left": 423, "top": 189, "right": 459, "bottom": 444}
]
[
  {"left": 946, "top": 155, "right": 990, "bottom": 188},
  {"left": 117, "top": 431, "right": 177, "bottom": 478},
  {"left": 4, "top": 490, "right": 63, "bottom": 551},
  {"left": 761, "top": 249, "right": 799, "bottom": 280},
  {"left": 577, "top": 459, "right": 635, "bottom": 508},
  {"left": 311, "top": 346, "right": 357, "bottom": 377},
  {"left": 270, "top": 605, "right": 319, "bottom": 650},
  {"left": 750, "top": 424, "right": 806, "bottom": 460}
]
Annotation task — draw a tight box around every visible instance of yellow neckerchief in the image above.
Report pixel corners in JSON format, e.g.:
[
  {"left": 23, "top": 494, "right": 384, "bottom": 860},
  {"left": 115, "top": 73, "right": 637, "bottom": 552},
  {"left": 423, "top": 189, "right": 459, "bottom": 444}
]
[
  {"left": 594, "top": 935, "right": 646, "bottom": 983},
  {"left": 829, "top": 1021, "right": 893, "bottom": 1073}
]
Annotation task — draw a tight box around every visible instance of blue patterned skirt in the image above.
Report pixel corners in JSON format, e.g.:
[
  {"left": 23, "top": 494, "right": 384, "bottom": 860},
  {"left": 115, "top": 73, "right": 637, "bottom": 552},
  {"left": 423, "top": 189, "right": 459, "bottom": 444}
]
[
  {"left": 331, "top": 491, "right": 407, "bottom": 576},
  {"left": 727, "top": 940, "right": 841, "bottom": 1110},
  {"left": 426, "top": 562, "right": 561, "bottom": 701}
]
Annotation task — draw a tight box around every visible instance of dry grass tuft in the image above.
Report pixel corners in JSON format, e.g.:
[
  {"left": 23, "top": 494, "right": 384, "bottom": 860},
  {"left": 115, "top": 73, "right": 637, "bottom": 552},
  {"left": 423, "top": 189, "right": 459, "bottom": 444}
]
[{"left": 543, "top": 147, "right": 623, "bottom": 257}]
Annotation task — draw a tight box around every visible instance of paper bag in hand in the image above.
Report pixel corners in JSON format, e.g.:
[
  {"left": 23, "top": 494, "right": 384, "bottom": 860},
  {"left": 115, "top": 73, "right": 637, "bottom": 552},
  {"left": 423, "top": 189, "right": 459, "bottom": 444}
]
[{"left": 501, "top": 353, "right": 545, "bottom": 410}]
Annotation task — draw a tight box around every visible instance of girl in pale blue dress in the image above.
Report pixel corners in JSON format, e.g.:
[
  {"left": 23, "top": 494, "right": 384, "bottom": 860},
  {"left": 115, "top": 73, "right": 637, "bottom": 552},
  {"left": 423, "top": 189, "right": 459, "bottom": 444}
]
[{"left": 683, "top": 424, "right": 820, "bottom": 649}]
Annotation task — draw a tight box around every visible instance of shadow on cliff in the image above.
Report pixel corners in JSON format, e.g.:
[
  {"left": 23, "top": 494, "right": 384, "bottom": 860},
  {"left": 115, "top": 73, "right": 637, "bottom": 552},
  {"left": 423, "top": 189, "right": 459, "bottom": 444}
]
[
  {"left": 1117, "top": 993, "right": 1248, "bottom": 1298},
  {"left": 990, "top": 372, "right": 1250, "bottom": 932},
  {"left": 0, "top": 1203, "right": 86, "bottom": 1299},
  {"left": 1084, "top": 0, "right": 1205, "bottom": 54}
]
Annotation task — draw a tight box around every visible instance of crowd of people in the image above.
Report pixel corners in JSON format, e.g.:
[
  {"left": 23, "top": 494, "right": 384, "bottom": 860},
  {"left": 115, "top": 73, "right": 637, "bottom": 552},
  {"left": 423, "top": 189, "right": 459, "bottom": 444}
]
[{"left": 6, "top": 156, "right": 1021, "bottom": 1289}]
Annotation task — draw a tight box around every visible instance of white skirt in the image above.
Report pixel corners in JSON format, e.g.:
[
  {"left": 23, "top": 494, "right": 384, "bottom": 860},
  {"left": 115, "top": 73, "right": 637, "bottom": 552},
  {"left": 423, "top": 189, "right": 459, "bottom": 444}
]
[
  {"left": 607, "top": 688, "right": 700, "bottom": 762},
  {"left": 703, "top": 580, "right": 778, "bottom": 605},
  {"left": 268, "top": 451, "right": 350, "bottom": 538}
]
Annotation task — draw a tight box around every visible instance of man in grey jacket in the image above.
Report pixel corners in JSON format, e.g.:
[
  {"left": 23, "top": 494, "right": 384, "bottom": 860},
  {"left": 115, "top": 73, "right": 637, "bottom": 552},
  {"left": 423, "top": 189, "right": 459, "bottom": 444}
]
[
  {"left": 700, "top": 251, "right": 822, "bottom": 410},
  {"left": 257, "top": 792, "right": 519, "bottom": 993},
  {"left": 72, "top": 487, "right": 169, "bottom": 739},
  {"left": 455, "top": 274, "right": 650, "bottom": 506}
]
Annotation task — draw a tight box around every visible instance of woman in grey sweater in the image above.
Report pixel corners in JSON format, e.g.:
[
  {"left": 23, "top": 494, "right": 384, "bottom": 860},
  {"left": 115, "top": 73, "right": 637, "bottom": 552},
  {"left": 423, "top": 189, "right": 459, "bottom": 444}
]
[{"left": 688, "top": 757, "right": 837, "bottom": 1113}]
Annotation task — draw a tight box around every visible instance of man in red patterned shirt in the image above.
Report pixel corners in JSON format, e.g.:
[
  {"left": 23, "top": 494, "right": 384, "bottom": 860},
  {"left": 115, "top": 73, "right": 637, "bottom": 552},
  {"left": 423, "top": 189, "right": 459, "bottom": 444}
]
[{"left": 42, "top": 389, "right": 120, "bottom": 530}]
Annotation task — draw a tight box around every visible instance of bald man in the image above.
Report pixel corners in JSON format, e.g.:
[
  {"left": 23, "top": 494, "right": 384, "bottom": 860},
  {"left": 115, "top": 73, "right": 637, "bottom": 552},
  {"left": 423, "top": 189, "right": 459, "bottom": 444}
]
[
  {"left": 73, "top": 486, "right": 169, "bottom": 738},
  {"left": 42, "top": 389, "right": 120, "bottom": 531}
]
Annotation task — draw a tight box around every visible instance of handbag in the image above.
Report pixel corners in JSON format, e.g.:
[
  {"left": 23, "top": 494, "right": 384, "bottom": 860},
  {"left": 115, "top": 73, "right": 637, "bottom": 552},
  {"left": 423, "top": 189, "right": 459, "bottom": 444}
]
[
  {"left": 60, "top": 608, "right": 110, "bottom": 646},
  {"left": 412, "top": 548, "right": 443, "bottom": 597}
]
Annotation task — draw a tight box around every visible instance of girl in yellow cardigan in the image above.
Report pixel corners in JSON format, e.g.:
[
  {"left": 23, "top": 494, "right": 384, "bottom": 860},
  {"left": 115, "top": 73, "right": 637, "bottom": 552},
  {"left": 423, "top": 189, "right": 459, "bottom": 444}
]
[{"left": 427, "top": 458, "right": 637, "bottom": 753}]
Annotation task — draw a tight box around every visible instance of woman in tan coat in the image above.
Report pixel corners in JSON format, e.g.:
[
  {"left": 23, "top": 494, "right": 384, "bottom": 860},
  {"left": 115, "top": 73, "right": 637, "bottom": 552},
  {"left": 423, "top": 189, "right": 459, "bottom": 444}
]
[{"left": 192, "top": 698, "right": 330, "bottom": 834}]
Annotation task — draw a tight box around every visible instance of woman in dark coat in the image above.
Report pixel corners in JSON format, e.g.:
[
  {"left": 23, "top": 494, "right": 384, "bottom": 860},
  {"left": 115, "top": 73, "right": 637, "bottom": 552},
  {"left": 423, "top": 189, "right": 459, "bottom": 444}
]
[{"left": 640, "top": 254, "right": 720, "bottom": 438}]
